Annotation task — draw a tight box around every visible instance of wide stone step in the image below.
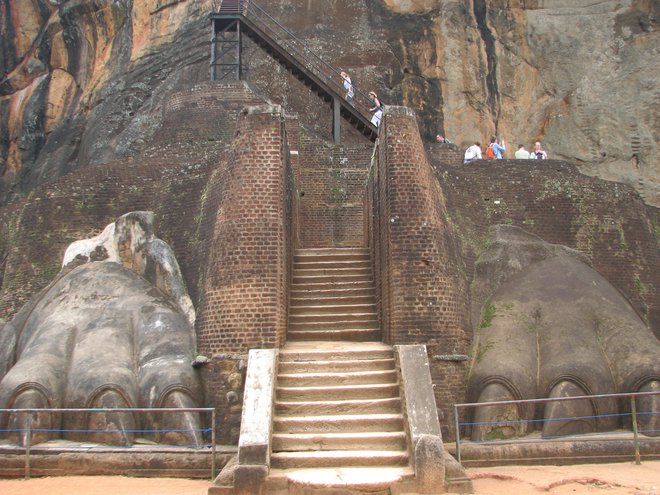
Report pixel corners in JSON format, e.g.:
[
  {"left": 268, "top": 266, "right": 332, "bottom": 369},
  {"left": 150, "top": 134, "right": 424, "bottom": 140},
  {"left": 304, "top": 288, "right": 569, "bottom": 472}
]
[
  {"left": 290, "top": 292, "right": 375, "bottom": 304},
  {"left": 289, "top": 303, "right": 377, "bottom": 316},
  {"left": 276, "top": 383, "right": 399, "bottom": 401},
  {"left": 272, "top": 431, "right": 407, "bottom": 452},
  {"left": 294, "top": 260, "right": 371, "bottom": 270},
  {"left": 293, "top": 274, "right": 373, "bottom": 284},
  {"left": 287, "top": 328, "right": 381, "bottom": 342},
  {"left": 270, "top": 450, "right": 409, "bottom": 469},
  {"left": 292, "top": 285, "right": 374, "bottom": 294},
  {"left": 288, "top": 319, "right": 380, "bottom": 332},
  {"left": 264, "top": 467, "right": 416, "bottom": 494},
  {"left": 295, "top": 267, "right": 371, "bottom": 277},
  {"left": 278, "top": 370, "right": 397, "bottom": 387},
  {"left": 279, "top": 344, "right": 393, "bottom": 362},
  {"left": 295, "top": 249, "right": 369, "bottom": 262},
  {"left": 275, "top": 397, "right": 401, "bottom": 416},
  {"left": 289, "top": 312, "right": 377, "bottom": 324},
  {"left": 273, "top": 413, "right": 404, "bottom": 434},
  {"left": 279, "top": 358, "right": 395, "bottom": 374}
]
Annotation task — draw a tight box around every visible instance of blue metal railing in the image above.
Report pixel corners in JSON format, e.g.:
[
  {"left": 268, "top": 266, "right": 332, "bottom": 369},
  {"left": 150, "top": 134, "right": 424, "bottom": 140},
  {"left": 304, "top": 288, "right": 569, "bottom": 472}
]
[
  {"left": 0, "top": 407, "right": 217, "bottom": 480},
  {"left": 453, "top": 390, "right": 660, "bottom": 465}
]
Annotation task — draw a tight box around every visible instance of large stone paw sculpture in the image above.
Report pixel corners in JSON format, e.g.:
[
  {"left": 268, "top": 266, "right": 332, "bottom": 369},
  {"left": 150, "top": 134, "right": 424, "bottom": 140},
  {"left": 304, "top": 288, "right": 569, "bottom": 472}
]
[
  {"left": 0, "top": 212, "right": 203, "bottom": 447},
  {"left": 468, "top": 226, "right": 659, "bottom": 440}
]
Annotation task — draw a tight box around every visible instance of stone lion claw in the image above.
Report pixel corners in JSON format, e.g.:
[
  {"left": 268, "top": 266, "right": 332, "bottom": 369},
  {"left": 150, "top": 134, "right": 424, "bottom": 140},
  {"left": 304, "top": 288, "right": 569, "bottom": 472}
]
[{"left": 0, "top": 212, "right": 204, "bottom": 447}]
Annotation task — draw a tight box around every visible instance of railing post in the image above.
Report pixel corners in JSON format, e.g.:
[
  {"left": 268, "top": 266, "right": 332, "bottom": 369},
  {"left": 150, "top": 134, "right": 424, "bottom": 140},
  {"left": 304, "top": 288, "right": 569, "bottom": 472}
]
[
  {"left": 211, "top": 409, "right": 217, "bottom": 480},
  {"left": 24, "top": 413, "right": 33, "bottom": 480},
  {"left": 630, "top": 396, "right": 641, "bottom": 465},
  {"left": 333, "top": 96, "right": 341, "bottom": 144},
  {"left": 211, "top": 31, "right": 217, "bottom": 81},
  {"left": 454, "top": 404, "right": 461, "bottom": 464}
]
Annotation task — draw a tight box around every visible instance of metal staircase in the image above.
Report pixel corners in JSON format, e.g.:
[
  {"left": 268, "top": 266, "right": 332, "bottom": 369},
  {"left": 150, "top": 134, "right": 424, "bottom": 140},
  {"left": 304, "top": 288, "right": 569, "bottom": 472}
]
[{"left": 211, "top": 0, "right": 378, "bottom": 143}]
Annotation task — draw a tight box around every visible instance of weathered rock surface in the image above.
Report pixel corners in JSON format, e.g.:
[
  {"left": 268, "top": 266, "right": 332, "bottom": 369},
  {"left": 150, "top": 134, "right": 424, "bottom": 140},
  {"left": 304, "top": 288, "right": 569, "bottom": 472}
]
[
  {"left": 468, "top": 225, "right": 660, "bottom": 440},
  {"left": 1, "top": 1, "right": 658, "bottom": 204},
  {"left": 0, "top": 212, "right": 203, "bottom": 447}
]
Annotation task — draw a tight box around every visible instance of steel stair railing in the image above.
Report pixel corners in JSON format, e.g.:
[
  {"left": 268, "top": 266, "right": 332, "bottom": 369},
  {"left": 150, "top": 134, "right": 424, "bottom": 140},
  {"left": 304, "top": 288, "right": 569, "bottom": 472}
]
[{"left": 214, "top": 0, "right": 378, "bottom": 138}]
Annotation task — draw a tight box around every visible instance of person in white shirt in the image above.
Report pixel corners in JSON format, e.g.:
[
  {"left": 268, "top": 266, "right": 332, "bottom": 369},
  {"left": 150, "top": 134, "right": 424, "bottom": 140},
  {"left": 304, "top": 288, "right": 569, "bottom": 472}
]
[
  {"left": 464, "top": 142, "right": 482, "bottom": 163},
  {"left": 515, "top": 144, "right": 531, "bottom": 159},
  {"left": 341, "top": 71, "right": 355, "bottom": 104},
  {"left": 531, "top": 141, "right": 548, "bottom": 159}
]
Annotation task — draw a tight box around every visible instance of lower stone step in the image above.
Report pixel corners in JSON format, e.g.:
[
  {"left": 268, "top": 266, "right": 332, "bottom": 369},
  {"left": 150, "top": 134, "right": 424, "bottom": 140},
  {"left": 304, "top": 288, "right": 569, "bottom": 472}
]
[
  {"left": 276, "top": 383, "right": 400, "bottom": 401},
  {"left": 272, "top": 431, "right": 407, "bottom": 452},
  {"left": 275, "top": 397, "right": 401, "bottom": 416},
  {"left": 270, "top": 449, "right": 409, "bottom": 469},
  {"left": 287, "top": 328, "right": 381, "bottom": 342},
  {"left": 278, "top": 369, "right": 397, "bottom": 387},
  {"left": 273, "top": 413, "right": 404, "bottom": 434},
  {"left": 264, "top": 467, "right": 416, "bottom": 495},
  {"left": 278, "top": 358, "right": 396, "bottom": 374}
]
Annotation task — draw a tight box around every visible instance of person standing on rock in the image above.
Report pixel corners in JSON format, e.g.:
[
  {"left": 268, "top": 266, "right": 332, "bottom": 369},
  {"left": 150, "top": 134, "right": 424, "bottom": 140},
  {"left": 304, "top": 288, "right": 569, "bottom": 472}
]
[
  {"left": 515, "top": 144, "right": 531, "bottom": 159},
  {"left": 369, "top": 91, "right": 384, "bottom": 127},
  {"left": 341, "top": 71, "right": 355, "bottom": 104},
  {"left": 488, "top": 137, "right": 506, "bottom": 159},
  {"left": 464, "top": 142, "right": 482, "bottom": 163},
  {"left": 531, "top": 141, "right": 548, "bottom": 159}
]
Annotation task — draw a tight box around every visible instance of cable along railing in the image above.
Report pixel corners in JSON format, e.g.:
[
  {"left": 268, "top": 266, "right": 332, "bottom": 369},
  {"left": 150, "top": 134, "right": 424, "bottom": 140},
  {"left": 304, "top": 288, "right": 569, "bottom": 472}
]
[{"left": 212, "top": 0, "right": 378, "bottom": 140}]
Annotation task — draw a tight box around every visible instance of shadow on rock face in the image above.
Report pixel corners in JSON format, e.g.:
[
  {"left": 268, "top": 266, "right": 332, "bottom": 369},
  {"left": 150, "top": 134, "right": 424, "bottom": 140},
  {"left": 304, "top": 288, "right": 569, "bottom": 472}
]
[
  {"left": 0, "top": 212, "right": 203, "bottom": 447},
  {"left": 468, "top": 225, "right": 660, "bottom": 441}
]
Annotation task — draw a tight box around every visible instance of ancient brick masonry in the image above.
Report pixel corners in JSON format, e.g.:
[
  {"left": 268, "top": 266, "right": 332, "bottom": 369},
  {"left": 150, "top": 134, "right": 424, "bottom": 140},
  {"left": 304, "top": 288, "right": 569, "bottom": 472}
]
[
  {"left": 196, "top": 105, "right": 292, "bottom": 355},
  {"left": 297, "top": 128, "right": 373, "bottom": 247},
  {"left": 367, "top": 107, "right": 472, "bottom": 438}
]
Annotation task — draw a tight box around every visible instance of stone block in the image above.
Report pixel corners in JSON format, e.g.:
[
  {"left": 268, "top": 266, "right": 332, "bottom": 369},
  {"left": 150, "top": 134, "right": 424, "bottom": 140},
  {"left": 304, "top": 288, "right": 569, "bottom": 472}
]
[
  {"left": 414, "top": 434, "right": 445, "bottom": 494},
  {"left": 397, "top": 345, "right": 442, "bottom": 445},
  {"left": 237, "top": 349, "right": 277, "bottom": 466},
  {"left": 233, "top": 464, "right": 268, "bottom": 495}
]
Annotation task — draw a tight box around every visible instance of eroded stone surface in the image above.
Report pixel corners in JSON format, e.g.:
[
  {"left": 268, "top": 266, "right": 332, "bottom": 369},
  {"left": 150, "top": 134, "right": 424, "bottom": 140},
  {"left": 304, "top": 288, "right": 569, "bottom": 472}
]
[
  {"left": 0, "top": 212, "right": 202, "bottom": 447},
  {"left": 1, "top": 1, "right": 658, "bottom": 205},
  {"left": 468, "top": 225, "right": 660, "bottom": 440}
]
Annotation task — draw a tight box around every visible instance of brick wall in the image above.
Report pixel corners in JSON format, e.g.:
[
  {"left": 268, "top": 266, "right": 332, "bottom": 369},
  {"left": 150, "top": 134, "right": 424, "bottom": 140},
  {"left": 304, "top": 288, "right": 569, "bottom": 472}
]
[
  {"left": 195, "top": 105, "right": 292, "bottom": 355},
  {"left": 0, "top": 153, "right": 217, "bottom": 321},
  {"left": 297, "top": 128, "right": 373, "bottom": 247},
  {"left": 432, "top": 159, "right": 660, "bottom": 337},
  {"left": 368, "top": 107, "right": 472, "bottom": 439},
  {"left": 159, "top": 81, "right": 266, "bottom": 145},
  {"left": 426, "top": 143, "right": 463, "bottom": 167}
]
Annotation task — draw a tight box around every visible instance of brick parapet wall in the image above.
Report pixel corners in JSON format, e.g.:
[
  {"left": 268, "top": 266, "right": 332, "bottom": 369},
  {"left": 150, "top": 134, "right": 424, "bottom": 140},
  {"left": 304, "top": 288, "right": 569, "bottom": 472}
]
[
  {"left": 426, "top": 143, "right": 463, "bottom": 167},
  {"left": 157, "top": 81, "right": 266, "bottom": 145},
  {"left": 298, "top": 127, "right": 373, "bottom": 247},
  {"left": 434, "top": 159, "right": 660, "bottom": 336},
  {"left": 368, "top": 106, "right": 472, "bottom": 439},
  {"left": 195, "top": 105, "right": 291, "bottom": 355}
]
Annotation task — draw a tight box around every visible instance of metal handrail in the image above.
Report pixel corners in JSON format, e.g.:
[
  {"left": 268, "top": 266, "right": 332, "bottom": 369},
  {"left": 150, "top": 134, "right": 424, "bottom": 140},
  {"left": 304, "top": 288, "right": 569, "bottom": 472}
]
[
  {"left": 216, "top": 0, "right": 378, "bottom": 125},
  {"left": 453, "top": 390, "right": 660, "bottom": 465},
  {"left": 1, "top": 407, "right": 217, "bottom": 480}
]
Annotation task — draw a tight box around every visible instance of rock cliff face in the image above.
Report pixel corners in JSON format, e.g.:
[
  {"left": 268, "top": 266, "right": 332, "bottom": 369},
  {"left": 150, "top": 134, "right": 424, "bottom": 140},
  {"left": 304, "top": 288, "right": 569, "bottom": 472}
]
[{"left": 1, "top": 0, "right": 658, "bottom": 205}]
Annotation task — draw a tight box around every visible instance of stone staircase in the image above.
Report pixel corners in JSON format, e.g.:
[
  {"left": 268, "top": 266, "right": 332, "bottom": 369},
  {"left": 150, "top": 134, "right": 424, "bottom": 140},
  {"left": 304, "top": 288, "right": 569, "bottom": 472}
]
[
  {"left": 288, "top": 248, "right": 380, "bottom": 342},
  {"left": 212, "top": 247, "right": 460, "bottom": 494},
  {"left": 266, "top": 341, "right": 415, "bottom": 492},
  {"left": 264, "top": 248, "right": 415, "bottom": 492}
]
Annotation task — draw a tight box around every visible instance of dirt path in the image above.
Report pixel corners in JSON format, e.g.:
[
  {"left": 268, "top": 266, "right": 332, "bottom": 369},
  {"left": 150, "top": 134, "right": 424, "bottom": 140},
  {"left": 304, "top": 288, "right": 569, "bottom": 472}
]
[
  {"left": 0, "top": 461, "right": 657, "bottom": 494},
  {"left": 469, "top": 461, "right": 659, "bottom": 494}
]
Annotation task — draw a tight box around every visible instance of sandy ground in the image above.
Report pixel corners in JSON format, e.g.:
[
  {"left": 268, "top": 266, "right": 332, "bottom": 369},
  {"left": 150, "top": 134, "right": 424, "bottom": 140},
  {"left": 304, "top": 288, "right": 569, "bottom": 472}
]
[
  {"left": 468, "top": 461, "right": 659, "bottom": 494},
  {"left": 0, "top": 461, "right": 657, "bottom": 494}
]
